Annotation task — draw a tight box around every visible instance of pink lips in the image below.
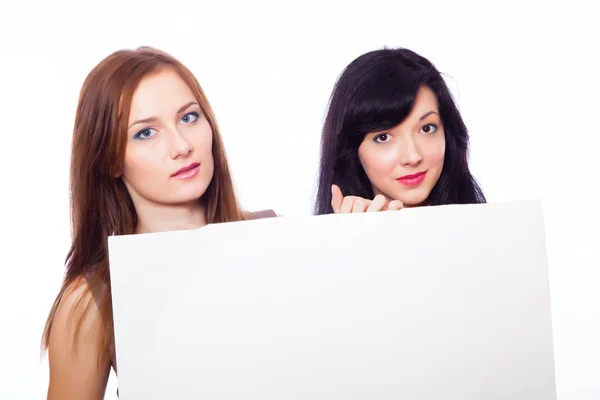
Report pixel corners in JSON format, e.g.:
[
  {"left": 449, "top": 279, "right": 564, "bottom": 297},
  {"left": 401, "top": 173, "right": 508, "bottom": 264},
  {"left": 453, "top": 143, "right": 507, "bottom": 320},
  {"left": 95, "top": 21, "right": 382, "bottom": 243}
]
[
  {"left": 171, "top": 162, "right": 200, "bottom": 179},
  {"left": 397, "top": 171, "right": 426, "bottom": 186}
]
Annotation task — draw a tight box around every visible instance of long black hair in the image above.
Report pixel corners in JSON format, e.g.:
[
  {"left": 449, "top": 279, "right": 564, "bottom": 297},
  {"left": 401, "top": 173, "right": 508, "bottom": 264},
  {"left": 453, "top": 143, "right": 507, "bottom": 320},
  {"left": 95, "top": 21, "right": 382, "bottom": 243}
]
[{"left": 314, "top": 47, "right": 485, "bottom": 215}]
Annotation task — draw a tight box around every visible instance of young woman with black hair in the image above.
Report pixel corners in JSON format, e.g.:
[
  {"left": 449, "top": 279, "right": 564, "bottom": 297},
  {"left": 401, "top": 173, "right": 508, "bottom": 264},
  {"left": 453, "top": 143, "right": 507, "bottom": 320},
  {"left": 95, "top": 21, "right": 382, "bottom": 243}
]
[{"left": 314, "top": 48, "right": 485, "bottom": 214}]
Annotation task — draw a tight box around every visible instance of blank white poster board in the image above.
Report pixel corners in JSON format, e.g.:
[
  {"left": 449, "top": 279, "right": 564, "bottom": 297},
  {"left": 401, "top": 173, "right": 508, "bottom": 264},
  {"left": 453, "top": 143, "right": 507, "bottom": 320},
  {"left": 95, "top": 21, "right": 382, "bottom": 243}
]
[{"left": 108, "top": 201, "right": 556, "bottom": 399}]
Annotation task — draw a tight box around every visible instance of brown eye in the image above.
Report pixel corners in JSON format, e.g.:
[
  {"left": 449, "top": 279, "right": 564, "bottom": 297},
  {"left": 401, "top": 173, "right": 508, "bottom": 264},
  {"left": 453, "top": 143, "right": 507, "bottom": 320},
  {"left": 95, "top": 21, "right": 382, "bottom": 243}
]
[
  {"left": 373, "top": 133, "right": 392, "bottom": 143},
  {"left": 420, "top": 123, "right": 438, "bottom": 134}
]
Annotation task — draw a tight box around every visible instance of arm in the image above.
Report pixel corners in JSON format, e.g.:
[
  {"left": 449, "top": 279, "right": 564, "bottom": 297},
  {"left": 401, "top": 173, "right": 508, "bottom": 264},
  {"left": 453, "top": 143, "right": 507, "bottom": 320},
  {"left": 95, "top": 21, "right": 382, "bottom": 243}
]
[{"left": 47, "top": 278, "right": 111, "bottom": 400}]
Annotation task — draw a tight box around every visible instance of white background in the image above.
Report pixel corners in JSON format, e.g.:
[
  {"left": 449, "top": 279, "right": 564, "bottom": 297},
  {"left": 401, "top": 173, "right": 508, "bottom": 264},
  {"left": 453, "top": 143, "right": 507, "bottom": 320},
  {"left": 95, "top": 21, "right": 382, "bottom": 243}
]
[{"left": 0, "top": 0, "right": 598, "bottom": 399}]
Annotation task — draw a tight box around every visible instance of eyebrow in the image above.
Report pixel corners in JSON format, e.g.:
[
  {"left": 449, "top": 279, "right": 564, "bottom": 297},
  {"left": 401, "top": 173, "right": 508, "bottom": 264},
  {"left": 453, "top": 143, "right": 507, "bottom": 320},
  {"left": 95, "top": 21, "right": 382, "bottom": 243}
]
[
  {"left": 128, "top": 101, "right": 199, "bottom": 129},
  {"left": 419, "top": 111, "right": 440, "bottom": 121}
]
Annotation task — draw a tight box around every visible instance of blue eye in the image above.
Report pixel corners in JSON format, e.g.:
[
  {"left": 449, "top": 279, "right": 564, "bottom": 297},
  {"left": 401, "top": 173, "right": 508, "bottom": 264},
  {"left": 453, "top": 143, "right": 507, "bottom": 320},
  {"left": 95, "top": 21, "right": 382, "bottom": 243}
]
[
  {"left": 373, "top": 133, "right": 392, "bottom": 143},
  {"left": 180, "top": 111, "right": 200, "bottom": 124},
  {"left": 134, "top": 128, "right": 157, "bottom": 140}
]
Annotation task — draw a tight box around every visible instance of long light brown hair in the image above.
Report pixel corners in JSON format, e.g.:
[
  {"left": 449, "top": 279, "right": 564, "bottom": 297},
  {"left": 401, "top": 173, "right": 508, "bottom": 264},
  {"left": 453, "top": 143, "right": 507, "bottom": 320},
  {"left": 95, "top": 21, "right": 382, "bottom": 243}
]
[{"left": 42, "top": 47, "right": 244, "bottom": 364}]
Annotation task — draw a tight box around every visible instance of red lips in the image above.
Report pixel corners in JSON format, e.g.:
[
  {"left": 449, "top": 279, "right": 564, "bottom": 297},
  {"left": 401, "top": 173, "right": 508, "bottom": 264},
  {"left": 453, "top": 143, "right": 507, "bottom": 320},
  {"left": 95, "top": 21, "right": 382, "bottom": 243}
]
[{"left": 397, "top": 171, "right": 426, "bottom": 186}]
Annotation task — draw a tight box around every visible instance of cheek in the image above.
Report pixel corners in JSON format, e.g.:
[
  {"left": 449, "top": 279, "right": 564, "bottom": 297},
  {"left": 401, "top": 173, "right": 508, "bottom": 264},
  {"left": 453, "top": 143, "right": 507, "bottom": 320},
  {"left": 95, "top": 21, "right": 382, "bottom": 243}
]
[
  {"left": 123, "top": 145, "right": 161, "bottom": 181},
  {"left": 188, "top": 120, "right": 214, "bottom": 158},
  {"left": 423, "top": 135, "right": 446, "bottom": 168},
  {"left": 200, "top": 132, "right": 214, "bottom": 158},
  {"left": 359, "top": 143, "right": 397, "bottom": 178}
]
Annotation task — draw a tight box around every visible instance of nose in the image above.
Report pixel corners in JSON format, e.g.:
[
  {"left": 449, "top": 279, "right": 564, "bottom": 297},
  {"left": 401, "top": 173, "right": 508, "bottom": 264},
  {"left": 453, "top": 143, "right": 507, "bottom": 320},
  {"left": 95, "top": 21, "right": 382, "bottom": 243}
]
[
  {"left": 168, "top": 128, "right": 193, "bottom": 160},
  {"left": 397, "top": 135, "right": 423, "bottom": 167}
]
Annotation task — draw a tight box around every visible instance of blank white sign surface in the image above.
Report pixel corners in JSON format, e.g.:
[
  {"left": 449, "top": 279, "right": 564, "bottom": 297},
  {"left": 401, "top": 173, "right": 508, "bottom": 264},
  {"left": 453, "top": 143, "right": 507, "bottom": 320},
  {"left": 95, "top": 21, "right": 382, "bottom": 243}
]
[{"left": 108, "top": 201, "right": 556, "bottom": 399}]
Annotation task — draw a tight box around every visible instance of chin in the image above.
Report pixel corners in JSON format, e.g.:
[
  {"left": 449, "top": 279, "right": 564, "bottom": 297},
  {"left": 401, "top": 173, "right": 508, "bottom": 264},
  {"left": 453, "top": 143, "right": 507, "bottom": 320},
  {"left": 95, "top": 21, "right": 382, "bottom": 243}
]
[
  {"left": 172, "top": 182, "right": 211, "bottom": 204},
  {"left": 396, "top": 190, "right": 431, "bottom": 208}
]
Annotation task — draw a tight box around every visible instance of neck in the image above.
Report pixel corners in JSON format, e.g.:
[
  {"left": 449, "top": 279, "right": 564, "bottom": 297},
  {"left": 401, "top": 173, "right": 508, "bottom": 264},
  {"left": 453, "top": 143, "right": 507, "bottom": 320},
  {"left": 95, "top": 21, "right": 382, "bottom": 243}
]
[{"left": 134, "top": 200, "right": 207, "bottom": 234}]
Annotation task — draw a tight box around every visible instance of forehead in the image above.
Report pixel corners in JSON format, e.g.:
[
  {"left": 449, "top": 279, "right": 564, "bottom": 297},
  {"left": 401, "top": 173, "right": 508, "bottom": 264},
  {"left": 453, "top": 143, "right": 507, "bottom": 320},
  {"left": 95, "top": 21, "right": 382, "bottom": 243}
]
[
  {"left": 411, "top": 86, "right": 440, "bottom": 114},
  {"left": 128, "top": 68, "right": 196, "bottom": 121}
]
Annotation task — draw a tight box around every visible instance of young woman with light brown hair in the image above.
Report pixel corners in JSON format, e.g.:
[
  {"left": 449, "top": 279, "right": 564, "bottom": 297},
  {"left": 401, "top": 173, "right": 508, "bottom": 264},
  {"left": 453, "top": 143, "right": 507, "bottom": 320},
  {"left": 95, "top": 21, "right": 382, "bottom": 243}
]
[{"left": 42, "top": 46, "right": 275, "bottom": 399}]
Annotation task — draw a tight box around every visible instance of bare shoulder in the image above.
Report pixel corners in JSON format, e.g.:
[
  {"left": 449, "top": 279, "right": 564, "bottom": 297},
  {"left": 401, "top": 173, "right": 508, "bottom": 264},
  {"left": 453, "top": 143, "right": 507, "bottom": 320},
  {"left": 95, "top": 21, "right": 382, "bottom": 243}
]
[
  {"left": 50, "top": 276, "right": 100, "bottom": 342},
  {"left": 47, "top": 276, "right": 110, "bottom": 400},
  {"left": 243, "top": 209, "right": 279, "bottom": 220}
]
